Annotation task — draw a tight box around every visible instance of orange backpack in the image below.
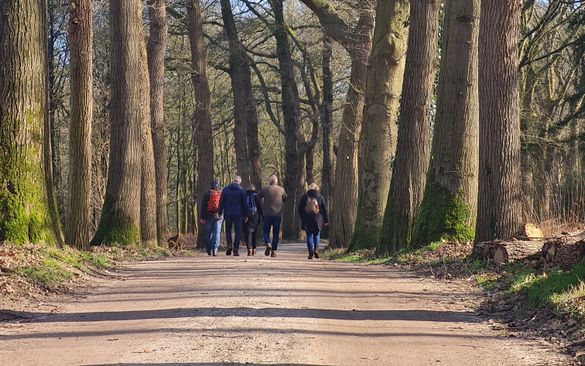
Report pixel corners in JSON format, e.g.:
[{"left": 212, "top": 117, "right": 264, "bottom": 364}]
[{"left": 207, "top": 189, "right": 221, "bottom": 213}]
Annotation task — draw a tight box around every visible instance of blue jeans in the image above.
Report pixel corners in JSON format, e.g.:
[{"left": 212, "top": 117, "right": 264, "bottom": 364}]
[
  {"left": 204, "top": 218, "right": 222, "bottom": 253},
  {"left": 306, "top": 231, "right": 320, "bottom": 253},
  {"left": 225, "top": 215, "right": 243, "bottom": 252},
  {"left": 263, "top": 215, "right": 281, "bottom": 250}
]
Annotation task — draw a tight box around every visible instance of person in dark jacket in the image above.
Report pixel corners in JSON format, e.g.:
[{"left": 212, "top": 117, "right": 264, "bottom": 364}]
[
  {"left": 243, "top": 185, "right": 263, "bottom": 256},
  {"left": 298, "top": 183, "right": 329, "bottom": 259},
  {"left": 219, "top": 176, "right": 248, "bottom": 256},
  {"left": 199, "top": 179, "right": 223, "bottom": 256}
]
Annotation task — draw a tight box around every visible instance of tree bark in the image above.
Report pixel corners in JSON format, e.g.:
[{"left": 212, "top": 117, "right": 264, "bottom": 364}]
[
  {"left": 411, "top": 0, "right": 480, "bottom": 248},
  {"left": 475, "top": 0, "right": 524, "bottom": 243},
  {"left": 270, "top": 0, "right": 303, "bottom": 240},
  {"left": 310, "top": 1, "right": 375, "bottom": 248},
  {"left": 378, "top": 0, "right": 440, "bottom": 255},
  {"left": 92, "top": 0, "right": 146, "bottom": 245},
  {"left": 220, "top": 0, "right": 261, "bottom": 189},
  {"left": 147, "top": 0, "right": 169, "bottom": 244},
  {"left": 350, "top": 0, "right": 409, "bottom": 251},
  {"left": 67, "top": 0, "right": 93, "bottom": 249},
  {"left": 0, "top": 0, "right": 57, "bottom": 244},
  {"left": 320, "top": 35, "right": 334, "bottom": 205},
  {"left": 186, "top": 0, "right": 214, "bottom": 247}
]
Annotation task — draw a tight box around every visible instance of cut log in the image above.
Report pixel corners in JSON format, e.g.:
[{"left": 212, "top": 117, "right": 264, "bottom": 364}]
[
  {"left": 474, "top": 239, "right": 544, "bottom": 266},
  {"left": 523, "top": 223, "right": 544, "bottom": 240},
  {"left": 541, "top": 237, "right": 585, "bottom": 271}
]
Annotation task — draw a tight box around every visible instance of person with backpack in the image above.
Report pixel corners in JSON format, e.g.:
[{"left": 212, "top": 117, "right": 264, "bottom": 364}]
[
  {"left": 243, "top": 184, "right": 262, "bottom": 256},
  {"left": 297, "top": 183, "right": 329, "bottom": 259},
  {"left": 257, "top": 174, "right": 287, "bottom": 257},
  {"left": 218, "top": 176, "right": 248, "bottom": 256},
  {"left": 199, "top": 179, "right": 223, "bottom": 256}
]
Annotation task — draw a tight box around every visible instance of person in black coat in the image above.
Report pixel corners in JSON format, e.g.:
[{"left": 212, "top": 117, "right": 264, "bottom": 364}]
[
  {"left": 243, "top": 185, "right": 263, "bottom": 256},
  {"left": 297, "top": 183, "right": 329, "bottom": 259}
]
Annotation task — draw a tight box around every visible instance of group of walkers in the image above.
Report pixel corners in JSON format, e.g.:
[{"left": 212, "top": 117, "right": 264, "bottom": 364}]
[{"left": 199, "top": 174, "right": 328, "bottom": 259}]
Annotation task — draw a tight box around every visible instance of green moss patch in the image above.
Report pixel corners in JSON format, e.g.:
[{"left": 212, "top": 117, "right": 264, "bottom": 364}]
[{"left": 411, "top": 181, "right": 475, "bottom": 248}]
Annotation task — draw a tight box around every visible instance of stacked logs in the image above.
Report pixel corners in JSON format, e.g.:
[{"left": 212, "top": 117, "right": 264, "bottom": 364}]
[{"left": 474, "top": 230, "right": 585, "bottom": 269}]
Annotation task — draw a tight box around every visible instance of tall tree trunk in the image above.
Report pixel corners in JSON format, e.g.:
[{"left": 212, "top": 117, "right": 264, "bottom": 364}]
[
  {"left": 42, "top": 0, "right": 65, "bottom": 247},
  {"left": 475, "top": 0, "right": 524, "bottom": 243},
  {"left": 0, "top": 0, "right": 57, "bottom": 244},
  {"left": 378, "top": 0, "right": 440, "bottom": 255},
  {"left": 411, "top": 0, "right": 480, "bottom": 247},
  {"left": 186, "top": 0, "right": 214, "bottom": 247},
  {"left": 320, "top": 35, "right": 334, "bottom": 204},
  {"left": 67, "top": 0, "right": 93, "bottom": 249},
  {"left": 147, "top": 0, "right": 169, "bottom": 244},
  {"left": 298, "top": 0, "right": 375, "bottom": 247},
  {"left": 270, "top": 0, "right": 303, "bottom": 240},
  {"left": 92, "top": 0, "right": 146, "bottom": 246},
  {"left": 47, "top": 0, "right": 65, "bottom": 228},
  {"left": 219, "top": 0, "right": 261, "bottom": 189},
  {"left": 328, "top": 4, "right": 375, "bottom": 248},
  {"left": 140, "top": 69, "right": 157, "bottom": 247},
  {"left": 350, "top": 0, "right": 409, "bottom": 251},
  {"left": 305, "top": 147, "right": 314, "bottom": 185}
]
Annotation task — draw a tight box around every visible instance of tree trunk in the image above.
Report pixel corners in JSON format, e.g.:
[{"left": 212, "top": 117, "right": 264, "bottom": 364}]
[
  {"left": 186, "top": 0, "right": 214, "bottom": 247},
  {"left": 270, "top": 0, "right": 303, "bottom": 240},
  {"left": 147, "top": 0, "right": 169, "bottom": 244},
  {"left": 67, "top": 0, "right": 93, "bottom": 249},
  {"left": 219, "top": 0, "right": 261, "bottom": 189},
  {"left": 411, "top": 0, "right": 480, "bottom": 248},
  {"left": 0, "top": 0, "right": 57, "bottom": 244},
  {"left": 320, "top": 35, "right": 334, "bottom": 204},
  {"left": 92, "top": 0, "right": 146, "bottom": 246},
  {"left": 475, "top": 0, "right": 524, "bottom": 243},
  {"left": 350, "top": 0, "right": 409, "bottom": 251},
  {"left": 328, "top": 4, "right": 375, "bottom": 248},
  {"left": 305, "top": 147, "right": 314, "bottom": 185},
  {"left": 378, "top": 0, "right": 440, "bottom": 255}
]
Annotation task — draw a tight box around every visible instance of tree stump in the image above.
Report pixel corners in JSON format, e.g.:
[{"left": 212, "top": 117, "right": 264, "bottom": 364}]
[
  {"left": 474, "top": 239, "right": 545, "bottom": 266},
  {"left": 474, "top": 240, "right": 509, "bottom": 266},
  {"left": 541, "top": 237, "right": 585, "bottom": 271}
]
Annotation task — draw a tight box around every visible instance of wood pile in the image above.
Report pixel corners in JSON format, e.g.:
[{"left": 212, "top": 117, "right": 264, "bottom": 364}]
[{"left": 474, "top": 229, "right": 585, "bottom": 269}]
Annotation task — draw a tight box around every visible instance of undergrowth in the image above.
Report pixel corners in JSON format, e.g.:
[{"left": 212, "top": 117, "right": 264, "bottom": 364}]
[{"left": 0, "top": 243, "right": 178, "bottom": 295}]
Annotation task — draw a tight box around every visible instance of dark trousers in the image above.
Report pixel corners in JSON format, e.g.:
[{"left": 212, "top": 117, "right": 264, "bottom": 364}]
[
  {"left": 225, "top": 215, "right": 243, "bottom": 252},
  {"left": 263, "top": 215, "right": 281, "bottom": 250},
  {"left": 244, "top": 228, "right": 257, "bottom": 249}
]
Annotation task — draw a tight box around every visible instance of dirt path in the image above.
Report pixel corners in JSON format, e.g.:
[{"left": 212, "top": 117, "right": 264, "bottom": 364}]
[{"left": 0, "top": 243, "right": 571, "bottom": 366}]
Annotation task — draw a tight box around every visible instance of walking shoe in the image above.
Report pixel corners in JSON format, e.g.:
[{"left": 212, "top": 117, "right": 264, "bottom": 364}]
[
  {"left": 308, "top": 251, "right": 314, "bottom": 260},
  {"left": 270, "top": 249, "right": 276, "bottom": 258},
  {"left": 264, "top": 244, "right": 272, "bottom": 256},
  {"left": 247, "top": 248, "right": 252, "bottom": 256},
  {"left": 314, "top": 250, "right": 320, "bottom": 259},
  {"left": 252, "top": 248, "right": 256, "bottom": 256},
  {"left": 234, "top": 251, "right": 240, "bottom": 256},
  {"left": 207, "top": 250, "right": 212, "bottom": 256},
  {"left": 226, "top": 247, "right": 232, "bottom": 256},
  {"left": 212, "top": 249, "right": 218, "bottom": 256}
]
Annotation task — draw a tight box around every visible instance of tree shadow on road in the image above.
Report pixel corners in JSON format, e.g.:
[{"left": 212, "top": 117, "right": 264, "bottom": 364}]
[{"left": 6, "top": 307, "right": 480, "bottom": 324}]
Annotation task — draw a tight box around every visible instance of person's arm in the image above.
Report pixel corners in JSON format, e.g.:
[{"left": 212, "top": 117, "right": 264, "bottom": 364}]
[
  {"left": 200, "top": 192, "right": 209, "bottom": 220},
  {"left": 218, "top": 189, "right": 225, "bottom": 216},
  {"left": 241, "top": 190, "right": 248, "bottom": 218},
  {"left": 256, "top": 194, "right": 263, "bottom": 218},
  {"left": 282, "top": 188, "right": 288, "bottom": 202},
  {"left": 320, "top": 197, "right": 329, "bottom": 224}
]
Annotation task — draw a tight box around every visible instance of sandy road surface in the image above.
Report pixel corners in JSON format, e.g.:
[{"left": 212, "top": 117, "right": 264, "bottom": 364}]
[{"left": 0, "top": 243, "right": 570, "bottom": 366}]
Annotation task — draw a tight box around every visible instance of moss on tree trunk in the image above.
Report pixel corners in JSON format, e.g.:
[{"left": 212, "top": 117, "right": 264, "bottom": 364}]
[
  {"left": 0, "top": 1, "right": 56, "bottom": 245},
  {"left": 411, "top": 180, "right": 475, "bottom": 247}
]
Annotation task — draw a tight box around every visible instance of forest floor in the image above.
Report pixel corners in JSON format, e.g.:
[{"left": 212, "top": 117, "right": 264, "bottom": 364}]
[{"left": 0, "top": 242, "right": 576, "bottom": 366}]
